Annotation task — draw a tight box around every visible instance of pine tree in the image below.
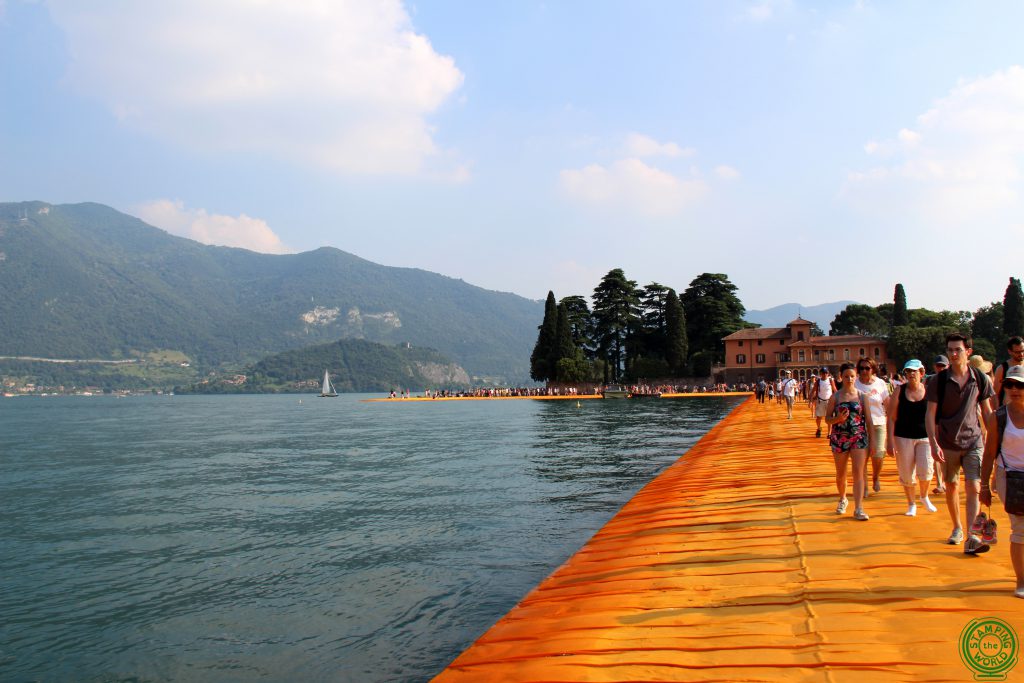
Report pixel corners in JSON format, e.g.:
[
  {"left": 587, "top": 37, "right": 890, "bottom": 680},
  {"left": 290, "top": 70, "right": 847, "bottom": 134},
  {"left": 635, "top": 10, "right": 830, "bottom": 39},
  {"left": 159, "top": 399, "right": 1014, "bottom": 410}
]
[
  {"left": 664, "top": 288, "right": 688, "bottom": 375},
  {"left": 529, "top": 291, "right": 558, "bottom": 381},
  {"left": 893, "top": 283, "right": 909, "bottom": 327},
  {"left": 680, "top": 273, "right": 746, "bottom": 363},
  {"left": 1005, "top": 278, "right": 1024, "bottom": 339},
  {"left": 592, "top": 269, "right": 640, "bottom": 382}
]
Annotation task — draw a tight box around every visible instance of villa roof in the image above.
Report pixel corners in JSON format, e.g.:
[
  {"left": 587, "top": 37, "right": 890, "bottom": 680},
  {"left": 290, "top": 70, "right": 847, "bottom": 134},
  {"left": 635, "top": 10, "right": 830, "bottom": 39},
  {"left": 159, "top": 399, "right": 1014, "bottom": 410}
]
[
  {"left": 722, "top": 327, "right": 790, "bottom": 341},
  {"left": 787, "top": 317, "right": 812, "bottom": 326}
]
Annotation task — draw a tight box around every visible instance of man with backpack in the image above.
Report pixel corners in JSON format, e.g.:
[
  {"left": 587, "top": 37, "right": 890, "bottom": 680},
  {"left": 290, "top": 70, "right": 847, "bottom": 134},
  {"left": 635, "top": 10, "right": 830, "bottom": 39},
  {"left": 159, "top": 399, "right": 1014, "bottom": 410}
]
[
  {"left": 926, "top": 333, "right": 995, "bottom": 553},
  {"left": 993, "top": 336, "right": 1024, "bottom": 407}
]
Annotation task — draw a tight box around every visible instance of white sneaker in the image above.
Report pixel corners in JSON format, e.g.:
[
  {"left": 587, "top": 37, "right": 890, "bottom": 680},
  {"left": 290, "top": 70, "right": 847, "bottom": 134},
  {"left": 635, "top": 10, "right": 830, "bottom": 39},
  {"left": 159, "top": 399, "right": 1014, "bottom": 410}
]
[
  {"left": 922, "top": 497, "right": 937, "bottom": 513},
  {"left": 905, "top": 504, "right": 917, "bottom": 517}
]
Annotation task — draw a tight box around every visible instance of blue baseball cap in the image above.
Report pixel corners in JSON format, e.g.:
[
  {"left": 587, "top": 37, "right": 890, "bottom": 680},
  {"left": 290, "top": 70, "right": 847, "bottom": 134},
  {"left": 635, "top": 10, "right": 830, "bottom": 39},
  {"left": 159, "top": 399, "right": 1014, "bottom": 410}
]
[{"left": 903, "top": 359, "right": 924, "bottom": 371}]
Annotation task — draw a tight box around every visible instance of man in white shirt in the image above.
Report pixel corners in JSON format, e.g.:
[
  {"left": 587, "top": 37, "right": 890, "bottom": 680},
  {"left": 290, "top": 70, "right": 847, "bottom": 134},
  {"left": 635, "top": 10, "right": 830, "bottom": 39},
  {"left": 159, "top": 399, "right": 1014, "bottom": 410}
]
[
  {"left": 780, "top": 370, "right": 798, "bottom": 419},
  {"left": 855, "top": 358, "right": 891, "bottom": 494}
]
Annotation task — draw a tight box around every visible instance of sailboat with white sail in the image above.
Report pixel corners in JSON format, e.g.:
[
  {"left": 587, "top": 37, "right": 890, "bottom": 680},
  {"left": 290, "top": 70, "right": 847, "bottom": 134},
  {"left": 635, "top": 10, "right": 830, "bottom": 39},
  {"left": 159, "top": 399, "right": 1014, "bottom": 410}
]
[{"left": 319, "top": 369, "right": 338, "bottom": 397}]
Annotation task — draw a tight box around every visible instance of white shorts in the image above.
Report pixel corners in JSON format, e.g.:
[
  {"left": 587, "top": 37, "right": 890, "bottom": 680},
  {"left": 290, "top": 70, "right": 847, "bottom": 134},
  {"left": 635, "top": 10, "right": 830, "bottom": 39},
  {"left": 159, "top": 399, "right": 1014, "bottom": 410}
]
[{"left": 894, "top": 436, "right": 932, "bottom": 487}]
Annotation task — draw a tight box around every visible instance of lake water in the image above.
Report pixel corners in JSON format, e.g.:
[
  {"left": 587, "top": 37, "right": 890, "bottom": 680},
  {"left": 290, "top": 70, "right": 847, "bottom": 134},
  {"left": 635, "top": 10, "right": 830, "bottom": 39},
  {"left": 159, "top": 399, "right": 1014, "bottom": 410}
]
[{"left": 0, "top": 393, "right": 743, "bottom": 682}]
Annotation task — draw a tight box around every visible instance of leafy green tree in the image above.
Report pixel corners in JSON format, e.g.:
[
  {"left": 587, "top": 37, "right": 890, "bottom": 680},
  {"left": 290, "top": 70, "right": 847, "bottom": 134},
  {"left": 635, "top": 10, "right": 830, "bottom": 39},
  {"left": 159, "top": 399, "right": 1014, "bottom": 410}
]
[
  {"left": 893, "top": 283, "right": 909, "bottom": 326},
  {"left": 829, "top": 304, "right": 887, "bottom": 337},
  {"left": 553, "top": 303, "right": 577, "bottom": 368},
  {"left": 973, "top": 301, "right": 1004, "bottom": 360},
  {"left": 637, "top": 282, "right": 671, "bottom": 360},
  {"left": 664, "top": 288, "right": 687, "bottom": 375},
  {"left": 559, "top": 295, "right": 593, "bottom": 355},
  {"left": 809, "top": 321, "right": 825, "bottom": 337},
  {"left": 1005, "top": 277, "right": 1024, "bottom": 339},
  {"left": 680, "top": 273, "right": 747, "bottom": 363},
  {"left": 689, "top": 350, "right": 714, "bottom": 378},
  {"left": 592, "top": 269, "right": 641, "bottom": 382},
  {"left": 530, "top": 291, "right": 558, "bottom": 381},
  {"left": 555, "top": 357, "right": 592, "bottom": 384},
  {"left": 909, "top": 308, "right": 971, "bottom": 329},
  {"left": 888, "top": 325, "right": 956, "bottom": 369}
]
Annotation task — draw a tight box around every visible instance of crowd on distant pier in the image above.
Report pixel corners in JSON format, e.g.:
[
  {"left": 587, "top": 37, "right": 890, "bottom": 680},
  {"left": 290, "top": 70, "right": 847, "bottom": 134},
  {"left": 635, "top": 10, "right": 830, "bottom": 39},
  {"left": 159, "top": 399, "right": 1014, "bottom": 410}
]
[{"left": 386, "top": 382, "right": 749, "bottom": 399}]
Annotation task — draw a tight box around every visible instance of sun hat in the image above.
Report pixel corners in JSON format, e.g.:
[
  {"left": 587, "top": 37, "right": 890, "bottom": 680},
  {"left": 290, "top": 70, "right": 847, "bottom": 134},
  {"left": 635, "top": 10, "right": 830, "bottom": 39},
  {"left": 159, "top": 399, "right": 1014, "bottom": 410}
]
[
  {"left": 902, "top": 359, "right": 924, "bottom": 371},
  {"left": 1006, "top": 365, "right": 1024, "bottom": 383},
  {"left": 933, "top": 355, "right": 949, "bottom": 366},
  {"left": 969, "top": 354, "right": 993, "bottom": 374}
]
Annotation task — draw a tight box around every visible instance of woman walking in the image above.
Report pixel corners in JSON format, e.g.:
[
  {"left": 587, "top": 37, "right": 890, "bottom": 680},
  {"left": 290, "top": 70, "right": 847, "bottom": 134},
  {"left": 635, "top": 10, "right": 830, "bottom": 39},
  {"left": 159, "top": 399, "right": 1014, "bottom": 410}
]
[
  {"left": 826, "top": 362, "right": 873, "bottom": 520},
  {"left": 886, "top": 359, "right": 937, "bottom": 516},
  {"left": 855, "top": 358, "right": 891, "bottom": 494},
  {"left": 981, "top": 365, "right": 1024, "bottom": 596}
]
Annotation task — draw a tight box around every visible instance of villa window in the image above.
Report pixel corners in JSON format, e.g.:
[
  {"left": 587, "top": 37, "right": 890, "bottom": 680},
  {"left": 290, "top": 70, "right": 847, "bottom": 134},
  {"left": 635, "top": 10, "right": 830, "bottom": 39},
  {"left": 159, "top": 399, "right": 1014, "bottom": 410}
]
[
  {"left": 756, "top": 354, "right": 766, "bottom": 364},
  {"left": 828, "top": 350, "right": 835, "bottom": 360},
  {"left": 874, "top": 347, "right": 880, "bottom": 358},
  {"left": 779, "top": 340, "right": 785, "bottom": 346},
  {"left": 798, "top": 350, "right": 805, "bottom": 361},
  {"left": 737, "top": 354, "right": 746, "bottom": 364},
  {"left": 844, "top": 349, "right": 851, "bottom": 360},
  {"left": 757, "top": 339, "right": 763, "bottom": 346},
  {"left": 859, "top": 348, "right": 865, "bottom": 357},
  {"left": 738, "top": 340, "right": 744, "bottom": 347},
  {"left": 798, "top": 331, "right": 805, "bottom": 341}
]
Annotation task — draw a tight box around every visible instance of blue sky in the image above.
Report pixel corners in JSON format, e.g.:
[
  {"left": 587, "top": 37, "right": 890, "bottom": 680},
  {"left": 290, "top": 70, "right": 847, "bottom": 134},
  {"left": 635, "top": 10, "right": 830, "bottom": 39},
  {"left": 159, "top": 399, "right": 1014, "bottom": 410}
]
[{"left": 2, "top": 1, "right": 1023, "bottom": 313}]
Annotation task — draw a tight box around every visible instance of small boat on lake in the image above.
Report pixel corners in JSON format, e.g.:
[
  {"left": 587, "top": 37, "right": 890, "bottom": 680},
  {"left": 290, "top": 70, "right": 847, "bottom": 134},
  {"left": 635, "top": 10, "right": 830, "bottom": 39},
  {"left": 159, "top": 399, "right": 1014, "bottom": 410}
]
[
  {"left": 319, "top": 369, "right": 338, "bottom": 397},
  {"left": 602, "top": 384, "right": 629, "bottom": 399}
]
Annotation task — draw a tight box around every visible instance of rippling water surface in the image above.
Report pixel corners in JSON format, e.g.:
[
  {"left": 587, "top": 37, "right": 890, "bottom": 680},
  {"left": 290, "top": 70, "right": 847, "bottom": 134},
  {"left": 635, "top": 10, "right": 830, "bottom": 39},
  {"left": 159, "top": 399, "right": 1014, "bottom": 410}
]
[{"left": 1, "top": 393, "right": 743, "bottom": 682}]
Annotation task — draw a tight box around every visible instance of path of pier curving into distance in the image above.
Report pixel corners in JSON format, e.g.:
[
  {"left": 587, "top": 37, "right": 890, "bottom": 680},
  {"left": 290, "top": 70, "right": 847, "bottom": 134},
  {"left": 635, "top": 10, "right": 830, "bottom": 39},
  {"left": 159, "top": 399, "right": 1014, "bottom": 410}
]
[{"left": 434, "top": 396, "right": 1024, "bottom": 682}]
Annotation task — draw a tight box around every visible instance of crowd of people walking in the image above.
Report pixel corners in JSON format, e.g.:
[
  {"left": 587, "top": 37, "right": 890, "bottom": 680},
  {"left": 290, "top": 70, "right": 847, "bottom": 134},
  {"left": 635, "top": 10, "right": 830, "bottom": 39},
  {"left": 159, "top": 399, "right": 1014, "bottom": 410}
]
[{"left": 768, "top": 333, "right": 1024, "bottom": 598}]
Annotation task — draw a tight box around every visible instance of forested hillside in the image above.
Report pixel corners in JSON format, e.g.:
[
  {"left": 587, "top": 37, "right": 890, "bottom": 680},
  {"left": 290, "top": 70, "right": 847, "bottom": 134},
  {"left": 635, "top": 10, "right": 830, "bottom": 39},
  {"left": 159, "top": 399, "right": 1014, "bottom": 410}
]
[
  {"left": 189, "top": 338, "right": 469, "bottom": 393},
  {"left": 0, "top": 202, "right": 540, "bottom": 382}
]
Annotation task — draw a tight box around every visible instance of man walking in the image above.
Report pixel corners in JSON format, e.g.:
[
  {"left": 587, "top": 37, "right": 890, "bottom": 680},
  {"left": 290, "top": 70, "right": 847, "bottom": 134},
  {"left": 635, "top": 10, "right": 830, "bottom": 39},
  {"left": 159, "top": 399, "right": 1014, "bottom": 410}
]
[
  {"left": 994, "top": 336, "right": 1024, "bottom": 407},
  {"left": 810, "top": 367, "right": 836, "bottom": 438},
  {"left": 781, "top": 370, "right": 798, "bottom": 419},
  {"left": 926, "top": 333, "right": 995, "bottom": 553}
]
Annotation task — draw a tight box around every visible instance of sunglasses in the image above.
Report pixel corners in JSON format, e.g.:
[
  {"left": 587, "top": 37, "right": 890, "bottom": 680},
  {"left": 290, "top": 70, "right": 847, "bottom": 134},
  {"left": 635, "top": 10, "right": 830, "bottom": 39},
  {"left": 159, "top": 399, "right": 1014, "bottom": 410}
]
[
  {"left": 857, "top": 366, "right": 871, "bottom": 372},
  {"left": 1006, "top": 381, "right": 1024, "bottom": 391}
]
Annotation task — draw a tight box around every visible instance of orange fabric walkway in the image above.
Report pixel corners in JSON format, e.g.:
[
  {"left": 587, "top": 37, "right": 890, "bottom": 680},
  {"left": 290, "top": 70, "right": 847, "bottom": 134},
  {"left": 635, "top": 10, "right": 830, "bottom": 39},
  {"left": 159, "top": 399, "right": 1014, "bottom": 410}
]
[{"left": 435, "top": 396, "right": 1024, "bottom": 682}]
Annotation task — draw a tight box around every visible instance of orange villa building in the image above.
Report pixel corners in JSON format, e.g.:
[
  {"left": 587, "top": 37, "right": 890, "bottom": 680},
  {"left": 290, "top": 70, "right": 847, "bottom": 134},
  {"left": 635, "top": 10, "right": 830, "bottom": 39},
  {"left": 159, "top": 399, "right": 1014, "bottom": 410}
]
[{"left": 721, "top": 316, "right": 890, "bottom": 385}]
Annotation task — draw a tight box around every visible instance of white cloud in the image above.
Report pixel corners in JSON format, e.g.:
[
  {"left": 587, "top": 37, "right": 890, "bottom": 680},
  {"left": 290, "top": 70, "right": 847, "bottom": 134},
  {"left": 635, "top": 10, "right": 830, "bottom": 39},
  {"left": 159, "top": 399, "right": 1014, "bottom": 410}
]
[
  {"left": 624, "top": 132, "right": 694, "bottom": 158},
  {"left": 559, "top": 158, "right": 708, "bottom": 217},
  {"left": 135, "top": 199, "right": 291, "bottom": 254},
  {"left": 744, "top": 0, "right": 792, "bottom": 22},
  {"left": 844, "top": 66, "right": 1024, "bottom": 227},
  {"left": 46, "top": 0, "right": 464, "bottom": 175},
  {"left": 714, "top": 164, "right": 741, "bottom": 180}
]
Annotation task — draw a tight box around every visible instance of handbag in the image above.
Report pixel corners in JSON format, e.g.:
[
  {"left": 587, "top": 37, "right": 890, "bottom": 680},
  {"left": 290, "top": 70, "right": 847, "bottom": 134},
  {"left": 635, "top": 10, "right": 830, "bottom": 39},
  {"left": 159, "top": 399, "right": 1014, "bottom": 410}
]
[
  {"left": 996, "top": 405, "right": 1024, "bottom": 515},
  {"left": 1003, "top": 467, "right": 1024, "bottom": 516}
]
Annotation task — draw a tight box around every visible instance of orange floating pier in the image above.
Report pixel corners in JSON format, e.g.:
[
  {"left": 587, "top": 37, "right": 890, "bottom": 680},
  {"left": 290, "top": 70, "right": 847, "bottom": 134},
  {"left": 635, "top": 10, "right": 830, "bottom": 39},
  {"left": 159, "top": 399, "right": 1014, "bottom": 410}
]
[{"left": 435, "top": 396, "right": 1024, "bottom": 682}]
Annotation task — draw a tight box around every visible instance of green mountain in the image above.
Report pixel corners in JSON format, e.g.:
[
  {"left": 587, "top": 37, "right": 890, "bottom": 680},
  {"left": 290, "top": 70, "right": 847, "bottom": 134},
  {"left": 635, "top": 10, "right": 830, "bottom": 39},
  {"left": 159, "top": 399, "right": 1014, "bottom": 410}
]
[
  {"left": 0, "top": 201, "right": 541, "bottom": 382},
  {"left": 185, "top": 338, "right": 469, "bottom": 394}
]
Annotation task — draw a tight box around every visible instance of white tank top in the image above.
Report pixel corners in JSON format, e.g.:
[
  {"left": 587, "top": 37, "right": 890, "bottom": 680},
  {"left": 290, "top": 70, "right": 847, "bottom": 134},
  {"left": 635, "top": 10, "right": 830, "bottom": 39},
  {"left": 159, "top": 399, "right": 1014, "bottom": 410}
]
[
  {"left": 817, "top": 378, "right": 833, "bottom": 400},
  {"left": 1002, "top": 413, "right": 1024, "bottom": 470}
]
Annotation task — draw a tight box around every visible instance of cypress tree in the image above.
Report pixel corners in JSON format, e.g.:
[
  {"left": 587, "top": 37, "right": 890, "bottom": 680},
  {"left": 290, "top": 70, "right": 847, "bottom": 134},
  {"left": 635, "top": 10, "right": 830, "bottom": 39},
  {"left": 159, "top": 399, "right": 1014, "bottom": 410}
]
[
  {"left": 553, "top": 303, "right": 576, "bottom": 367},
  {"left": 893, "top": 283, "right": 909, "bottom": 327},
  {"left": 530, "top": 291, "right": 558, "bottom": 381},
  {"left": 664, "top": 288, "right": 688, "bottom": 375},
  {"left": 1005, "top": 277, "right": 1024, "bottom": 339}
]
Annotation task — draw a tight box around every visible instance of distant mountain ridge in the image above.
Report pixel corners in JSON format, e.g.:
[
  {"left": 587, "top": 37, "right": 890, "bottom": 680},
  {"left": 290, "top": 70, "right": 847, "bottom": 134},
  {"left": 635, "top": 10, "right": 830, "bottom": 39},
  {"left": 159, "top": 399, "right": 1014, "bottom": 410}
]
[
  {"left": 0, "top": 201, "right": 541, "bottom": 382},
  {"left": 744, "top": 301, "right": 857, "bottom": 332}
]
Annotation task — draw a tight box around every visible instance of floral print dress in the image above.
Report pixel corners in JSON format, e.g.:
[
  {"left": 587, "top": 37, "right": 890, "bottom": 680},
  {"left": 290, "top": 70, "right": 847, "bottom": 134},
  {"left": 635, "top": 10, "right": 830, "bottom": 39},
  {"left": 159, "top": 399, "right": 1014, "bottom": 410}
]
[{"left": 829, "top": 393, "right": 868, "bottom": 452}]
